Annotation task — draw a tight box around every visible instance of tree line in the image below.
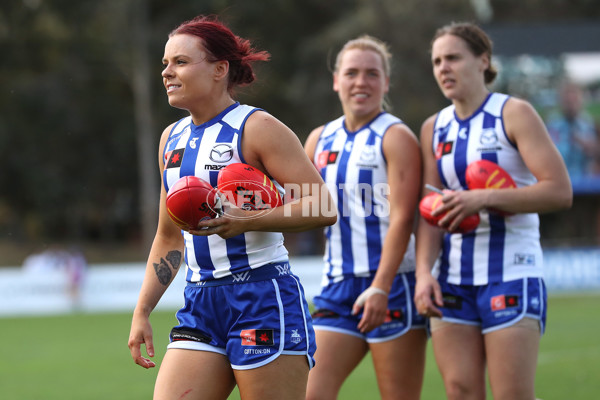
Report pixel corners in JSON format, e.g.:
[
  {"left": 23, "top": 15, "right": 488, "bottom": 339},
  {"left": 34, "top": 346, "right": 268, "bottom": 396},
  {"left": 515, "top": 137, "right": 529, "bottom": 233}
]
[{"left": 1, "top": 0, "right": 598, "bottom": 257}]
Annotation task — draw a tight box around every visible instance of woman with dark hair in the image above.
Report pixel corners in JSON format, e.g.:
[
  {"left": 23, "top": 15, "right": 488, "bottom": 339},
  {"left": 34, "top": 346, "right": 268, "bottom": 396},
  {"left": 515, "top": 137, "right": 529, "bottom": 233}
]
[
  {"left": 415, "top": 22, "right": 571, "bottom": 400},
  {"left": 128, "top": 15, "right": 335, "bottom": 400}
]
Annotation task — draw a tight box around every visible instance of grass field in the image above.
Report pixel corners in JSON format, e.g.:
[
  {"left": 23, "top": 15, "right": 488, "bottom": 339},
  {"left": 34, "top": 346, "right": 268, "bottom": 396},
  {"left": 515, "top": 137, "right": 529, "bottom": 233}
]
[{"left": 1, "top": 293, "right": 598, "bottom": 399}]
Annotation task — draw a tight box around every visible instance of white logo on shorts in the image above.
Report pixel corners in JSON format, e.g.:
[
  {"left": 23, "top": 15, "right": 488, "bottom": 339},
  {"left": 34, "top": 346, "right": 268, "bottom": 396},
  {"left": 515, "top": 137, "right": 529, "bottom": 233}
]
[
  {"left": 290, "top": 329, "right": 302, "bottom": 344},
  {"left": 232, "top": 271, "right": 251, "bottom": 283},
  {"left": 275, "top": 263, "right": 290, "bottom": 276}
]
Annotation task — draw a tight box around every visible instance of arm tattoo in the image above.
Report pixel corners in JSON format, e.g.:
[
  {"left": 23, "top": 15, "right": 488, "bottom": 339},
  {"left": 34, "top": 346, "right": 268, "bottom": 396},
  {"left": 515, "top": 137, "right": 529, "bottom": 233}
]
[
  {"left": 166, "top": 250, "right": 182, "bottom": 270},
  {"left": 153, "top": 258, "right": 172, "bottom": 286}
]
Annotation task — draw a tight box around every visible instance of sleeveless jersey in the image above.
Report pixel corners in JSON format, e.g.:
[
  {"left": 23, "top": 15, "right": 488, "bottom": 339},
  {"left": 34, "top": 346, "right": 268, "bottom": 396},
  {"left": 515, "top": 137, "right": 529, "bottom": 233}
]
[
  {"left": 312, "top": 112, "right": 416, "bottom": 286},
  {"left": 162, "top": 103, "right": 288, "bottom": 283},
  {"left": 432, "top": 93, "right": 543, "bottom": 285}
]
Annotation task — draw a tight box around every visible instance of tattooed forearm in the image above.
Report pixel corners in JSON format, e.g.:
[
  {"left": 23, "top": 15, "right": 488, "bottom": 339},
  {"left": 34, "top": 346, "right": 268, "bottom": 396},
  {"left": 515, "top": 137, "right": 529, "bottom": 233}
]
[
  {"left": 166, "top": 250, "right": 182, "bottom": 270},
  {"left": 153, "top": 258, "right": 172, "bottom": 285}
]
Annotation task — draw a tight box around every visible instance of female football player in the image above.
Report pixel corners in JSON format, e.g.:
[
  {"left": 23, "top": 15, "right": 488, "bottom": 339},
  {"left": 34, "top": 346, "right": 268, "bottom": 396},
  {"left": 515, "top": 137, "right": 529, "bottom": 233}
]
[
  {"left": 304, "top": 35, "right": 427, "bottom": 400},
  {"left": 128, "top": 14, "right": 336, "bottom": 400},
  {"left": 414, "top": 22, "right": 572, "bottom": 400}
]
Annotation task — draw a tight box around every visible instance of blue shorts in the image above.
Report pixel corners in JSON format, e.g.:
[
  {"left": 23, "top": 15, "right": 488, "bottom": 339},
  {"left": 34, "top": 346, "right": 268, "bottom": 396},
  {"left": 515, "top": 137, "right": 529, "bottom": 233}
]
[
  {"left": 167, "top": 263, "right": 316, "bottom": 370},
  {"left": 311, "top": 272, "right": 426, "bottom": 343},
  {"left": 437, "top": 277, "right": 547, "bottom": 334}
]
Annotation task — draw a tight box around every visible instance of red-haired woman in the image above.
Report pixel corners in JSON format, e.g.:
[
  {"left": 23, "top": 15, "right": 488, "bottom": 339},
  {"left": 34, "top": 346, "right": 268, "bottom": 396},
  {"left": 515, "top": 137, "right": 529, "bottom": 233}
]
[{"left": 128, "top": 15, "right": 335, "bottom": 400}]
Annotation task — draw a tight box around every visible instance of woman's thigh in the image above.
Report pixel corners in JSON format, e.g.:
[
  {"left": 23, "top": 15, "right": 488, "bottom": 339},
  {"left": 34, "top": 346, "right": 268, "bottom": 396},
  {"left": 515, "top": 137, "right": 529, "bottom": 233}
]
[{"left": 154, "top": 348, "right": 235, "bottom": 400}]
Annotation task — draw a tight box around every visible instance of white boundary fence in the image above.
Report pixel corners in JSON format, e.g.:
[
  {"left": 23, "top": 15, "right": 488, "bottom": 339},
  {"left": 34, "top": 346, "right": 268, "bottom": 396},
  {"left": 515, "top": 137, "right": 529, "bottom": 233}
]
[{"left": 1, "top": 250, "right": 599, "bottom": 317}]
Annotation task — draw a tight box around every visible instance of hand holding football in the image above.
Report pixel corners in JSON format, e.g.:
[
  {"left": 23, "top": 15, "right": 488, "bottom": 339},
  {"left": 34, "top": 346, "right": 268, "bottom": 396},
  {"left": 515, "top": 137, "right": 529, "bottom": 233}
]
[{"left": 419, "top": 191, "right": 480, "bottom": 233}]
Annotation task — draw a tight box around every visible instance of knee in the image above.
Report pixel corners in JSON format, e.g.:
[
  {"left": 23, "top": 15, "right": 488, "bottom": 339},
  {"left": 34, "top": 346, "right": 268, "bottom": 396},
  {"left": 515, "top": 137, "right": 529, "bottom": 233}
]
[
  {"left": 306, "top": 381, "right": 340, "bottom": 400},
  {"left": 306, "top": 390, "right": 337, "bottom": 400},
  {"left": 444, "top": 379, "right": 484, "bottom": 400}
]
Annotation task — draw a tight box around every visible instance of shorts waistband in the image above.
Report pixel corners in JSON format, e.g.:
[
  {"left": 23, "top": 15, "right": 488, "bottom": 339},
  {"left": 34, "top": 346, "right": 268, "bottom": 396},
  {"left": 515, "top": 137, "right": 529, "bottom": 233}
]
[{"left": 186, "top": 261, "right": 292, "bottom": 287}]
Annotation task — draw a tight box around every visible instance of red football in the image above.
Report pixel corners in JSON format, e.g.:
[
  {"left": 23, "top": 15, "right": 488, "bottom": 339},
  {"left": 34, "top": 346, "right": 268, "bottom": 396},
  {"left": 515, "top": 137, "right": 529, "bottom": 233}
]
[
  {"left": 217, "top": 163, "right": 283, "bottom": 211},
  {"left": 419, "top": 192, "right": 480, "bottom": 234},
  {"left": 466, "top": 160, "right": 516, "bottom": 216},
  {"left": 166, "top": 176, "right": 221, "bottom": 230},
  {"left": 466, "top": 159, "right": 516, "bottom": 190}
]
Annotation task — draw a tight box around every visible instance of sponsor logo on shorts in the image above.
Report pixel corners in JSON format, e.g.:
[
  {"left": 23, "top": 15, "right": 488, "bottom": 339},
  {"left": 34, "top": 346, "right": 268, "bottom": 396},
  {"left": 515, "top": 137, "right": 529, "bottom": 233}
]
[
  {"left": 244, "top": 348, "right": 272, "bottom": 355},
  {"left": 240, "top": 329, "right": 274, "bottom": 346},
  {"left": 441, "top": 294, "right": 462, "bottom": 309},
  {"left": 490, "top": 294, "right": 519, "bottom": 311},
  {"left": 170, "top": 327, "right": 212, "bottom": 344},
  {"left": 384, "top": 309, "right": 404, "bottom": 323},
  {"left": 311, "top": 309, "right": 338, "bottom": 319}
]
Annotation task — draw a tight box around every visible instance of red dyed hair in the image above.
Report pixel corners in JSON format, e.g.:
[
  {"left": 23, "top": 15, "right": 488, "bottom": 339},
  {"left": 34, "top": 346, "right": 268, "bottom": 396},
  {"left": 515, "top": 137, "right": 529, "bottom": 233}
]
[{"left": 170, "top": 15, "right": 270, "bottom": 93}]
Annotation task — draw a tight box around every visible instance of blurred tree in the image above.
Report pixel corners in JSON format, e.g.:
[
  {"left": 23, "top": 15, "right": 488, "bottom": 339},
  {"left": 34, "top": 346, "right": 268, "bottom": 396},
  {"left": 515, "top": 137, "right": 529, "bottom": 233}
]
[{"left": 1, "top": 0, "right": 598, "bottom": 262}]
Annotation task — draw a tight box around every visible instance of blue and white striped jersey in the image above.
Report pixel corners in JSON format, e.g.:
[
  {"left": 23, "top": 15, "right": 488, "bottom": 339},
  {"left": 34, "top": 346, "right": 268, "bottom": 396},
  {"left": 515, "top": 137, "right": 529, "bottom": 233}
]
[
  {"left": 162, "top": 103, "right": 288, "bottom": 283},
  {"left": 432, "top": 92, "right": 543, "bottom": 285},
  {"left": 312, "top": 112, "right": 416, "bottom": 286}
]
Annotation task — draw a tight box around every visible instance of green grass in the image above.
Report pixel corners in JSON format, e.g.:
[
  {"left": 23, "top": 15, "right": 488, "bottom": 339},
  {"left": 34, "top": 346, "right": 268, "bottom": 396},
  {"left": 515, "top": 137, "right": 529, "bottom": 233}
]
[{"left": 1, "top": 294, "right": 598, "bottom": 399}]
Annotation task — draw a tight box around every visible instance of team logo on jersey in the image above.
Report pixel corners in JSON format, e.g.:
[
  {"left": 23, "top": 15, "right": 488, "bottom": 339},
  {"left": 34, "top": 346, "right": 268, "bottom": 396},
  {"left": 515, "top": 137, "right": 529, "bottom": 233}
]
[
  {"left": 477, "top": 128, "right": 502, "bottom": 153},
  {"left": 435, "top": 141, "right": 454, "bottom": 159},
  {"left": 290, "top": 329, "right": 302, "bottom": 344},
  {"left": 240, "top": 329, "right": 274, "bottom": 346},
  {"left": 165, "top": 148, "right": 185, "bottom": 168},
  {"left": 360, "top": 145, "right": 377, "bottom": 162},
  {"left": 490, "top": 294, "right": 519, "bottom": 311},
  {"left": 480, "top": 128, "right": 498, "bottom": 145},
  {"left": 209, "top": 143, "right": 234, "bottom": 163},
  {"left": 316, "top": 150, "right": 339, "bottom": 169}
]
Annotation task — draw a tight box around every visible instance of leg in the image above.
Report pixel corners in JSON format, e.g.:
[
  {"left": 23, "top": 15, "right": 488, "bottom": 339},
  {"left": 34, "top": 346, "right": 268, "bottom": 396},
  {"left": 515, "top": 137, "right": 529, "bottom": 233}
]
[
  {"left": 431, "top": 320, "right": 486, "bottom": 400},
  {"left": 154, "top": 349, "right": 235, "bottom": 400},
  {"left": 370, "top": 329, "right": 427, "bottom": 400},
  {"left": 485, "top": 318, "right": 540, "bottom": 400},
  {"left": 305, "top": 330, "right": 369, "bottom": 400},
  {"left": 234, "top": 355, "right": 310, "bottom": 400}
]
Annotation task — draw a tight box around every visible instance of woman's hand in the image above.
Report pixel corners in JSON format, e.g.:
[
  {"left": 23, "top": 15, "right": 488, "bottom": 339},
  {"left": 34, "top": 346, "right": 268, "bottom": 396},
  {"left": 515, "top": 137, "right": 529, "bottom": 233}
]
[
  {"left": 414, "top": 273, "right": 443, "bottom": 318},
  {"left": 433, "top": 189, "right": 486, "bottom": 232},
  {"left": 128, "top": 312, "right": 157, "bottom": 369}
]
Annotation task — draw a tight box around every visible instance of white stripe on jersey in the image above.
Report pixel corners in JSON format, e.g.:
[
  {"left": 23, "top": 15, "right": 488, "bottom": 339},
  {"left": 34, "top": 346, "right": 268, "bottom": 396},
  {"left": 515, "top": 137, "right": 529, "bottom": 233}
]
[
  {"left": 431, "top": 93, "right": 543, "bottom": 285},
  {"left": 163, "top": 103, "right": 288, "bottom": 283},
  {"left": 314, "top": 113, "right": 416, "bottom": 285}
]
